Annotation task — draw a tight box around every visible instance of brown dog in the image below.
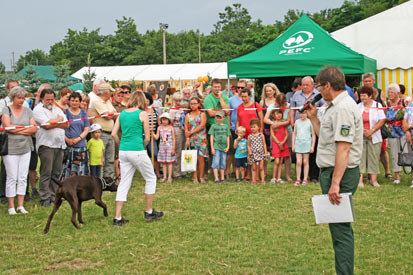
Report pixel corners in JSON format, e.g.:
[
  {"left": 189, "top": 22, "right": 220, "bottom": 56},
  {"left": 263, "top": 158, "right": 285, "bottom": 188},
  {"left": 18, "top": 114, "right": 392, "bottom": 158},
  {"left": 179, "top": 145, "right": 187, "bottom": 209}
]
[{"left": 44, "top": 176, "right": 118, "bottom": 233}]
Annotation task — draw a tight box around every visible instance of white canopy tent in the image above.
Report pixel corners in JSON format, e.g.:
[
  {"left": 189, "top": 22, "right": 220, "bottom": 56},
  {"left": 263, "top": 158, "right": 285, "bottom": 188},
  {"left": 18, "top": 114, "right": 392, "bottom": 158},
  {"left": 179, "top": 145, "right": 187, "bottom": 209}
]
[
  {"left": 72, "top": 62, "right": 228, "bottom": 82},
  {"left": 332, "top": 0, "right": 413, "bottom": 96}
]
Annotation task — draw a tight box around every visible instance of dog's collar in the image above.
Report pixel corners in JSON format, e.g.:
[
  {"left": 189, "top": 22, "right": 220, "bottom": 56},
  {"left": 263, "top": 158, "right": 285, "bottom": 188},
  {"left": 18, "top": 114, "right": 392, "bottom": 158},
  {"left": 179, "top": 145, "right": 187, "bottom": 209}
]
[{"left": 100, "top": 177, "right": 110, "bottom": 189}]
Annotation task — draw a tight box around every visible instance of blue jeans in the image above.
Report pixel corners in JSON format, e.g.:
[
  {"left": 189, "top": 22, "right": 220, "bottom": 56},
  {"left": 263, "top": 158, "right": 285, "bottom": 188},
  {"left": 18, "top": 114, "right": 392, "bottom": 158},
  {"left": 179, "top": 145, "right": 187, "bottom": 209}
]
[
  {"left": 211, "top": 150, "right": 227, "bottom": 169},
  {"left": 90, "top": 165, "right": 101, "bottom": 177}
]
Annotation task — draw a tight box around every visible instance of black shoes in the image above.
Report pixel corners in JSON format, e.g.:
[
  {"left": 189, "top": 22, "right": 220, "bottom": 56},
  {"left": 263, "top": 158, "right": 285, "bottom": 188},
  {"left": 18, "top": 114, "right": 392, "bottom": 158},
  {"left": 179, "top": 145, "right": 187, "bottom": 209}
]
[
  {"left": 144, "top": 209, "right": 164, "bottom": 222},
  {"left": 113, "top": 217, "right": 129, "bottom": 226}
]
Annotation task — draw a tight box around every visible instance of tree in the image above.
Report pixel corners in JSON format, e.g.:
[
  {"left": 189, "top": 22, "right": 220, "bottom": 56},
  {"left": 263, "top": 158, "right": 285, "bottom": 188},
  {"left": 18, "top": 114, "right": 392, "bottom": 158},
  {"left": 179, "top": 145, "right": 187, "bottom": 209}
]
[
  {"left": 49, "top": 28, "right": 104, "bottom": 72},
  {"left": 21, "top": 65, "right": 42, "bottom": 93},
  {"left": 16, "top": 49, "right": 50, "bottom": 72},
  {"left": 0, "top": 61, "right": 5, "bottom": 74},
  {"left": 52, "top": 63, "right": 76, "bottom": 93},
  {"left": 82, "top": 54, "right": 96, "bottom": 93},
  {"left": 98, "top": 17, "right": 143, "bottom": 66}
]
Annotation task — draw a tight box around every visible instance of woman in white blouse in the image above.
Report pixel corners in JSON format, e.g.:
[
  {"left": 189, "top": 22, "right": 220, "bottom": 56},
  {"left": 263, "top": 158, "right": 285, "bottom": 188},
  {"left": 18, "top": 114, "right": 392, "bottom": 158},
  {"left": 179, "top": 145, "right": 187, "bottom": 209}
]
[{"left": 358, "top": 86, "right": 386, "bottom": 187}]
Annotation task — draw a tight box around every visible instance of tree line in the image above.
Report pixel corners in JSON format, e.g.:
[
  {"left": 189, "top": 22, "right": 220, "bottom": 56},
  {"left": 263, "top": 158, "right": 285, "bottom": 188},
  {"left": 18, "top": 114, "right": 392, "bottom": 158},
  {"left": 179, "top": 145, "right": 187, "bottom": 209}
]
[{"left": 2, "top": 0, "right": 407, "bottom": 76}]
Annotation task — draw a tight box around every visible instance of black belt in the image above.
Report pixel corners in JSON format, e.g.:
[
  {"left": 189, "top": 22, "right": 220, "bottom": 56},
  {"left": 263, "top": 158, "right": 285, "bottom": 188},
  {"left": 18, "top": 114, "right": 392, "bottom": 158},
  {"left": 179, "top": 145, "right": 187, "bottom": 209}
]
[{"left": 102, "top": 130, "right": 112, "bottom": 134}]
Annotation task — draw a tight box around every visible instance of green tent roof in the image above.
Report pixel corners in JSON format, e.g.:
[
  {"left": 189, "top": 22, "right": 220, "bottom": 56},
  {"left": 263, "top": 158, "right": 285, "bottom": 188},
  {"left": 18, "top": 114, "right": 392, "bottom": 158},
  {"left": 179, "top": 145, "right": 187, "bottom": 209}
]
[
  {"left": 227, "top": 14, "right": 376, "bottom": 78},
  {"left": 15, "top": 65, "right": 80, "bottom": 82}
]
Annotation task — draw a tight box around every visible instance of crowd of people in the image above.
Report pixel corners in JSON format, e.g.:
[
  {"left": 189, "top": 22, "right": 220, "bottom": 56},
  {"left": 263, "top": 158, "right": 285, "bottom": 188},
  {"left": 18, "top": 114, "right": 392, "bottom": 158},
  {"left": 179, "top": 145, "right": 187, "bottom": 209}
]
[{"left": 0, "top": 72, "right": 412, "bottom": 218}]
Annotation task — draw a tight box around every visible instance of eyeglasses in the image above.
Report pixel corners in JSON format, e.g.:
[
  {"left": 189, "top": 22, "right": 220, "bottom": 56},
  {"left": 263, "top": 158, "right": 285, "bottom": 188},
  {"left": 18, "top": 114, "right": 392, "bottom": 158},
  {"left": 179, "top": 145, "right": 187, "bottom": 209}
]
[{"left": 315, "top": 84, "right": 324, "bottom": 90}]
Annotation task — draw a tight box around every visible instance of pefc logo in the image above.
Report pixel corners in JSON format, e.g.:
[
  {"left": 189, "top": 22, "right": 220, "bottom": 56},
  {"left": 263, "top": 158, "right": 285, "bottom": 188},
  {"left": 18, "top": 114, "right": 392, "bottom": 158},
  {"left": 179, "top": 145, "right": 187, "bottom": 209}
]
[
  {"left": 282, "top": 31, "right": 314, "bottom": 49},
  {"left": 279, "top": 31, "right": 314, "bottom": 55}
]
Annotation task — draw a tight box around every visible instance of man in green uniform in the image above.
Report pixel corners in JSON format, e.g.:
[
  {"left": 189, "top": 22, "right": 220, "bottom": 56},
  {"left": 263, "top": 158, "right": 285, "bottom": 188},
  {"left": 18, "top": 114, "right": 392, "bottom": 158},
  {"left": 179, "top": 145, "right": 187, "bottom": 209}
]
[{"left": 306, "top": 66, "right": 363, "bottom": 275}]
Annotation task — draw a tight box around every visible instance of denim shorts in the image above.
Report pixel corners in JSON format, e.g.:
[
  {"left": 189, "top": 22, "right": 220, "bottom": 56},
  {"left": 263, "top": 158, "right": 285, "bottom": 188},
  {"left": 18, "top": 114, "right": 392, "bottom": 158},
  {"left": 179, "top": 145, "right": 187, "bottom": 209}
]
[
  {"left": 235, "top": 157, "right": 248, "bottom": 168},
  {"left": 211, "top": 150, "right": 227, "bottom": 169}
]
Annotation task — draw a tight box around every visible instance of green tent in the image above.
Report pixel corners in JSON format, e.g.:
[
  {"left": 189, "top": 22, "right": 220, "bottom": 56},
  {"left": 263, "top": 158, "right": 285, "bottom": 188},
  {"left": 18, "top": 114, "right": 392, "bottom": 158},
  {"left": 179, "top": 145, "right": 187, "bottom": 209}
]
[
  {"left": 227, "top": 14, "right": 376, "bottom": 78},
  {"left": 15, "top": 65, "right": 80, "bottom": 82}
]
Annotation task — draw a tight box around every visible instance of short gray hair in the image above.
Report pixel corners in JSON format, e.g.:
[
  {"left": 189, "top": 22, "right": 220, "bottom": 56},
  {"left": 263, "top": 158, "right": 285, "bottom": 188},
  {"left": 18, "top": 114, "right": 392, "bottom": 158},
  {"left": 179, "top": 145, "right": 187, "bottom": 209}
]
[
  {"left": 362, "top": 73, "right": 375, "bottom": 81},
  {"left": 4, "top": 79, "right": 18, "bottom": 90},
  {"left": 302, "top": 76, "right": 314, "bottom": 84},
  {"left": 172, "top": 92, "right": 183, "bottom": 101},
  {"left": 9, "top": 86, "right": 27, "bottom": 100},
  {"left": 387, "top": 83, "right": 400, "bottom": 93},
  {"left": 93, "top": 79, "right": 104, "bottom": 89}
]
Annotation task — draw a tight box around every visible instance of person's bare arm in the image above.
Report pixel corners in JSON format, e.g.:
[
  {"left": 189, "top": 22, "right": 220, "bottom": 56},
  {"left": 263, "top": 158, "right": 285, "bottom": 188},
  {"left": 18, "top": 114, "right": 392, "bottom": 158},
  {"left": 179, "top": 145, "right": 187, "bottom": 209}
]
[
  {"left": 141, "top": 112, "right": 150, "bottom": 147},
  {"left": 263, "top": 110, "right": 272, "bottom": 126},
  {"left": 310, "top": 123, "right": 316, "bottom": 153},
  {"left": 258, "top": 110, "right": 264, "bottom": 131},
  {"left": 329, "top": 141, "right": 351, "bottom": 205},
  {"left": 262, "top": 134, "right": 268, "bottom": 155},
  {"left": 171, "top": 127, "right": 176, "bottom": 155},
  {"left": 306, "top": 104, "right": 320, "bottom": 136},
  {"left": 224, "top": 136, "right": 230, "bottom": 152},
  {"left": 210, "top": 134, "right": 215, "bottom": 155},
  {"left": 111, "top": 117, "right": 121, "bottom": 147}
]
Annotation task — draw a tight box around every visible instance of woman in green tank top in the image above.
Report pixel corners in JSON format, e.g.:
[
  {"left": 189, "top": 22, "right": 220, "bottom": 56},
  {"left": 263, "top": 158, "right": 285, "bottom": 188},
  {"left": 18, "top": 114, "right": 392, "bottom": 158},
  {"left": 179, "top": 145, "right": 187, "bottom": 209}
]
[{"left": 111, "top": 92, "right": 164, "bottom": 226}]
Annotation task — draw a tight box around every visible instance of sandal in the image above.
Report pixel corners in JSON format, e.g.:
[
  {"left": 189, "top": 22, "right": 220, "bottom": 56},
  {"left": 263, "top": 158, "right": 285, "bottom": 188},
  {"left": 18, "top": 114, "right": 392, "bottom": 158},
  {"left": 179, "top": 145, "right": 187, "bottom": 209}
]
[
  {"left": 251, "top": 181, "right": 256, "bottom": 185},
  {"left": 294, "top": 180, "right": 301, "bottom": 186},
  {"left": 193, "top": 179, "right": 199, "bottom": 184},
  {"left": 200, "top": 178, "right": 206, "bottom": 184},
  {"left": 261, "top": 180, "right": 266, "bottom": 185},
  {"left": 159, "top": 178, "right": 166, "bottom": 183},
  {"left": 385, "top": 173, "right": 393, "bottom": 179},
  {"left": 302, "top": 180, "right": 308, "bottom": 186}
]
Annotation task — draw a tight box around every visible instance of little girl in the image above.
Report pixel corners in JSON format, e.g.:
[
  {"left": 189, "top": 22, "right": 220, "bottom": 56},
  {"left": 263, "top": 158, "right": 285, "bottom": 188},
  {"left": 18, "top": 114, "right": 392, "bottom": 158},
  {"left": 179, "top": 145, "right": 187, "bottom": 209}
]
[
  {"left": 270, "top": 109, "right": 290, "bottom": 183},
  {"left": 154, "top": 112, "right": 176, "bottom": 183},
  {"left": 247, "top": 119, "right": 268, "bottom": 184},
  {"left": 292, "top": 112, "right": 315, "bottom": 186},
  {"left": 234, "top": 126, "right": 248, "bottom": 182}
]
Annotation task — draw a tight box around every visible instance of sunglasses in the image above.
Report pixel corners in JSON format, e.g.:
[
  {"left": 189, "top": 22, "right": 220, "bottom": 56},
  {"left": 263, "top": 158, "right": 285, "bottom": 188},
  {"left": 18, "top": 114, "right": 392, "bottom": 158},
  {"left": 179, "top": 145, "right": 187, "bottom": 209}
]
[
  {"left": 120, "top": 91, "right": 130, "bottom": 94},
  {"left": 237, "top": 86, "right": 245, "bottom": 89}
]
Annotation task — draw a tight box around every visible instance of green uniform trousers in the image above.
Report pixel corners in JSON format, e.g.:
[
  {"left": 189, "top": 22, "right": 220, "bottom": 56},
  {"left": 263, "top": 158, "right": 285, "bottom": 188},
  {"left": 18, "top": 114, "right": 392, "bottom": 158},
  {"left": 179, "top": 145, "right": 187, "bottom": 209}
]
[{"left": 320, "top": 167, "right": 359, "bottom": 275}]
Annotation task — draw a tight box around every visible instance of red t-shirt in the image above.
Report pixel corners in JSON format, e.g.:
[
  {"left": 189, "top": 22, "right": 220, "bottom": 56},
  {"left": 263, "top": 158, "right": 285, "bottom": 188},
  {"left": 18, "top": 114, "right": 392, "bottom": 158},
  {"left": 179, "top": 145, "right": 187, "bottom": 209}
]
[{"left": 237, "top": 102, "right": 262, "bottom": 137}]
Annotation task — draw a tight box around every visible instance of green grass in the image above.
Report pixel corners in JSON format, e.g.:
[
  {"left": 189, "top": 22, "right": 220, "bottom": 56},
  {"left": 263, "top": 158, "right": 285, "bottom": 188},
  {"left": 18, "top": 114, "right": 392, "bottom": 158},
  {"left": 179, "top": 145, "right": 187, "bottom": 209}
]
[{"left": 0, "top": 167, "right": 412, "bottom": 274}]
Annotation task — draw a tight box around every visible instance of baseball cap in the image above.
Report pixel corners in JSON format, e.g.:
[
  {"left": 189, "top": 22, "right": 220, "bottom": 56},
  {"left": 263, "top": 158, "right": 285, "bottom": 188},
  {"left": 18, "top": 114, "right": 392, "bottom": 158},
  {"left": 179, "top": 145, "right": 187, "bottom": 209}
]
[
  {"left": 98, "top": 83, "right": 115, "bottom": 92},
  {"left": 215, "top": 110, "right": 225, "bottom": 118}
]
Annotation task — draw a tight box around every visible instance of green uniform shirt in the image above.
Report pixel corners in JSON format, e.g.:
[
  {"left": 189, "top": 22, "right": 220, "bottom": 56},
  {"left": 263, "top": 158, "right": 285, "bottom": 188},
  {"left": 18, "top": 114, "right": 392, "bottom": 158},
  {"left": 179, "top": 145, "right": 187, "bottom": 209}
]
[
  {"left": 208, "top": 123, "right": 231, "bottom": 151},
  {"left": 316, "top": 91, "right": 363, "bottom": 168},
  {"left": 203, "top": 93, "right": 229, "bottom": 126},
  {"left": 119, "top": 110, "right": 145, "bottom": 151}
]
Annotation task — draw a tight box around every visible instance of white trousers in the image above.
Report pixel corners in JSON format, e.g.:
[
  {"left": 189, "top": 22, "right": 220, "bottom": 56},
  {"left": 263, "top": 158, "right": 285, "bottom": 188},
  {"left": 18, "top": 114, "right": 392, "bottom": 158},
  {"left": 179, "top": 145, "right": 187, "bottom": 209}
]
[
  {"left": 3, "top": 152, "right": 31, "bottom": 198},
  {"left": 116, "top": 151, "right": 157, "bottom": 202}
]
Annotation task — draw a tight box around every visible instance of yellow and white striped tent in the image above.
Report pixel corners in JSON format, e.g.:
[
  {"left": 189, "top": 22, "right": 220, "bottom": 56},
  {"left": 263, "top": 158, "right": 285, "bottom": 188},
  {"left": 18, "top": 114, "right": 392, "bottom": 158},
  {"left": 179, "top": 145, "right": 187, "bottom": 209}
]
[
  {"left": 377, "top": 69, "right": 413, "bottom": 96},
  {"left": 332, "top": 0, "right": 413, "bottom": 96}
]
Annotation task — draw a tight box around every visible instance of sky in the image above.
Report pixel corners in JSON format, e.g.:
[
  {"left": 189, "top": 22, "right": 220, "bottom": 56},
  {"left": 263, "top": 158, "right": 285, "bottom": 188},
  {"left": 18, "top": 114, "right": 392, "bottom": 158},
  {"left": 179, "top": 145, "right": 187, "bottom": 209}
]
[{"left": 0, "top": 0, "right": 344, "bottom": 71}]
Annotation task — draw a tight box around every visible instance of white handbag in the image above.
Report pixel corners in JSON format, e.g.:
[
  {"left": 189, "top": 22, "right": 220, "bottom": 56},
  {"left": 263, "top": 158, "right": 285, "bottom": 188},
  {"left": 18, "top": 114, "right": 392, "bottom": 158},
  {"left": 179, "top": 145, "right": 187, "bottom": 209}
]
[{"left": 181, "top": 149, "right": 197, "bottom": 172}]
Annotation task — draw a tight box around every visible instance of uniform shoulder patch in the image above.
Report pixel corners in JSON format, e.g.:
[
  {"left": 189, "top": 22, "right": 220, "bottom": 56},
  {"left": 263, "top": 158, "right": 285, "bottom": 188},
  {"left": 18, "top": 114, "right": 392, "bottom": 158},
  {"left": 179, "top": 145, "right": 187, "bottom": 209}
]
[{"left": 341, "top": 125, "right": 351, "bottom": 137}]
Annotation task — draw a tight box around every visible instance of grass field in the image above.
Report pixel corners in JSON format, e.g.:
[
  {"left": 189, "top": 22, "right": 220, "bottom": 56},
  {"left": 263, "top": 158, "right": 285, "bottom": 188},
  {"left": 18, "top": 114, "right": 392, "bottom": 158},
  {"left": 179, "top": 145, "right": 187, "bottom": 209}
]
[{"left": 0, "top": 168, "right": 412, "bottom": 274}]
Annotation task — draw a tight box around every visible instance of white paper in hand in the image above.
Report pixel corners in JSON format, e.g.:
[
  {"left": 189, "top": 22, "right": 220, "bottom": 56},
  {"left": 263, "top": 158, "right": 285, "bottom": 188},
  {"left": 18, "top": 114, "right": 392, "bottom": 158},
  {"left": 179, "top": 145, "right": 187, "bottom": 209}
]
[{"left": 312, "top": 193, "right": 355, "bottom": 224}]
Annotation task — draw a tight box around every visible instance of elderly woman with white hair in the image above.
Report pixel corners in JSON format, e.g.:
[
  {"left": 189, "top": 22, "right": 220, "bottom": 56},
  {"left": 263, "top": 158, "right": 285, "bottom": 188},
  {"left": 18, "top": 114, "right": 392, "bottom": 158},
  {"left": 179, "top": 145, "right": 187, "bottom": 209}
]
[
  {"left": 1, "top": 86, "right": 37, "bottom": 215},
  {"left": 169, "top": 92, "right": 186, "bottom": 177},
  {"left": 386, "top": 83, "right": 409, "bottom": 184}
]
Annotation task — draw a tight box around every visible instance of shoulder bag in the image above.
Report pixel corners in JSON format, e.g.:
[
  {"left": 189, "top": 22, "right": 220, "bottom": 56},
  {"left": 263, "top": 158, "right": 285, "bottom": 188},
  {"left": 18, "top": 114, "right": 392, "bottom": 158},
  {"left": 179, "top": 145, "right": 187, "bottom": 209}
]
[
  {"left": 0, "top": 106, "right": 11, "bottom": 156},
  {"left": 376, "top": 102, "right": 391, "bottom": 139}
]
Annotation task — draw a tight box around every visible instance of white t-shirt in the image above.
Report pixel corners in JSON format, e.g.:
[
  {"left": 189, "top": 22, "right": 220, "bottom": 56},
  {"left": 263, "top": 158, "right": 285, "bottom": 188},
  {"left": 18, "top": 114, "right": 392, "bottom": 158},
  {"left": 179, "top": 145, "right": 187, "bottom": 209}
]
[{"left": 33, "top": 103, "right": 67, "bottom": 151}]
